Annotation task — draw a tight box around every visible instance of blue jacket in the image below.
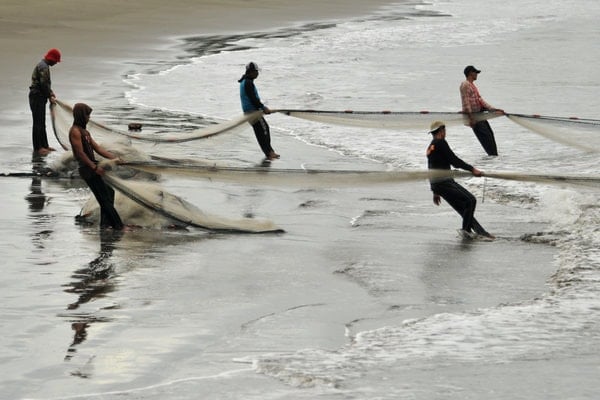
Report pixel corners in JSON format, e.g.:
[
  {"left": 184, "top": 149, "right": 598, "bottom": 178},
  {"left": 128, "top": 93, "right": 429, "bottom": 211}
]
[{"left": 239, "top": 78, "right": 265, "bottom": 113}]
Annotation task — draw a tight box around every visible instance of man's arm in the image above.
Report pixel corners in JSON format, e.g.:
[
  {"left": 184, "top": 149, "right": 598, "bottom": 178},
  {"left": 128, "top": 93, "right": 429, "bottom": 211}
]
[
  {"left": 90, "top": 137, "right": 116, "bottom": 161},
  {"left": 38, "top": 64, "right": 53, "bottom": 99},
  {"left": 244, "top": 80, "right": 264, "bottom": 110},
  {"left": 244, "top": 80, "right": 270, "bottom": 113},
  {"left": 440, "top": 140, "right": 478, "bottom": 173}
]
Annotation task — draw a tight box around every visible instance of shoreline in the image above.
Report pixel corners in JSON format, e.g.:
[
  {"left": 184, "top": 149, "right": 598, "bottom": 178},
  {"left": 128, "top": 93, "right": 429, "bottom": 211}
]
[
  {"left": 0, "top": 0, "right": 402, "bottom": 172},
  {"left": 1, "top": 0, "right": 399, "bottom": 116}
]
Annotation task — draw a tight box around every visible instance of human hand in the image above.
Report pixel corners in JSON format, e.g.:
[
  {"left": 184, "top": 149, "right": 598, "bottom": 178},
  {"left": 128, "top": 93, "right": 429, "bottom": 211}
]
[
  {"left": 471, "top": 168, "right": 483, "bottom": 177},
  {"left": 433, "top": 194, "right": 441, "bottom": 205}
]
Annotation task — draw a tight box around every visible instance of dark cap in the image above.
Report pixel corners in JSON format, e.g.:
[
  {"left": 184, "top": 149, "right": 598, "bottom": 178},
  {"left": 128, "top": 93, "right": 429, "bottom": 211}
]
[
  {"left": 246, "top": 62, "right": 259, "bottom": 72},
  {"left": 464, "top": 65, "right": 481, "bottom": 76}
]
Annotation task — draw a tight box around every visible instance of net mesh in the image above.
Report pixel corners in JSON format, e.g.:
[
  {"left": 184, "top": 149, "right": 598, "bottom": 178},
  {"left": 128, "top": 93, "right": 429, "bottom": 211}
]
[
  {"left": 506, "top": 113, "right": 600, "bottom": 153},
  {"left": 51, "top": 99, "right": 280, "bottom": 233},
  {"left": 276, "top": 109, "right": 502, "bottom": 130},
  {"left": 50, "top": 100, "right": 600, "bottom": 232},
  {"left": 51, "top": 100, "right": 262, "bottom": 146},
  {"left": 122, "top": 160, "right": 600, "bottom": 188},
  {"left": 102, "top": 173, "right": 282, "bottom": 233}
]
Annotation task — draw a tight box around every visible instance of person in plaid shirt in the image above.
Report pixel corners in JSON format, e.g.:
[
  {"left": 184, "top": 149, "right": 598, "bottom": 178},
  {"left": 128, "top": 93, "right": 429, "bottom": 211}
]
[{"left": 460, "top": 65, "right": 504, "bottom": 156}]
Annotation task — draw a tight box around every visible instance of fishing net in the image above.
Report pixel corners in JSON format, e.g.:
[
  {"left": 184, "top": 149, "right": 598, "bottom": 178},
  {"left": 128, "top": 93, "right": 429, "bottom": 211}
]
[
  {"left": 507, "top": 113, "right": 600, "bottom": 153},
  {"left": 276, "top": 109, "right": 502, "bottom": 130},
  {"left": 50, "top": 99, "right": 281, "bottom": 232},
  {"left": 50, "top": 99, "right": 599, "bottom": 233},
  {"left": 51, "top": 99, "right": 263, "bottom": 146},
  {"left": 102, "top": 172, "right": 282, "bottom": 233},
  {"left": 121, "top": 159, "right": 600, "bottom": 188}
]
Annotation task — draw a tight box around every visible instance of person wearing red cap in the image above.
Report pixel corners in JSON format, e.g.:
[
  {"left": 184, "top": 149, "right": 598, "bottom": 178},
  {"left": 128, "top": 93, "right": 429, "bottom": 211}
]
[
  {"left": 459, "top": 65, "right": 504, "bottom": 156},
  {"left": 29, "top": 48, "right": 61, "bottom": 155}
]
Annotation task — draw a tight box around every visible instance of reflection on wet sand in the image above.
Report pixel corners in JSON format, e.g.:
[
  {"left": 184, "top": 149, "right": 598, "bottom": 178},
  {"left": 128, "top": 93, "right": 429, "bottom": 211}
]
[
  {"left": 62, "top": 231, "right": 122, "bottom": 365},
  {"left": 25, "top": 177, "right": 47, "bottom": 212},
  {"left": 26, "top": 155, "right": 56, "bottom": 253}
]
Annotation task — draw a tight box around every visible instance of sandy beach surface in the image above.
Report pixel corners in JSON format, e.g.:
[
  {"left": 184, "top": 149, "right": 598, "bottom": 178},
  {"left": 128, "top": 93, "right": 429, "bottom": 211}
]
[
  {"left": 0, "top": 1, "right": 572, "bottom": 399},
  {"left": 2, "top": 0, "right": 397, "bottom": 108}
]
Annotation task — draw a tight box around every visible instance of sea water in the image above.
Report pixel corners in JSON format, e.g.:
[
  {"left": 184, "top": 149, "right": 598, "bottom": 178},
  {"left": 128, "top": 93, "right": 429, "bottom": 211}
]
[{"left": 2, "top": 0, "right": 599, "bottom": 399}]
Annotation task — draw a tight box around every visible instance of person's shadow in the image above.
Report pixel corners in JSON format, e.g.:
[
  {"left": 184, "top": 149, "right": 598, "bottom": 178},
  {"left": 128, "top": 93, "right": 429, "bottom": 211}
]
[{"left": 63, "top": 230, "right": 123, "bottom": 363}]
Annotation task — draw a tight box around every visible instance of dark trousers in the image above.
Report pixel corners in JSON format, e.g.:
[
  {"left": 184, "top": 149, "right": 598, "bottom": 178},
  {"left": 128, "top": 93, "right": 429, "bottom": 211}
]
[
  {"left": 432, "top": 180, "right": 488, "bottom": 235},
  {"left": 472, "top": 120, "right": 498, "bottom": 156},
  {"left": 29, "top": 93, "right": 50, "bottom": 151},
  {"left": 251, "top": 117, "right": 274, "bottom": 157},
  {"left": 83, "top": 173, "right": 124, "bottom": 230}
]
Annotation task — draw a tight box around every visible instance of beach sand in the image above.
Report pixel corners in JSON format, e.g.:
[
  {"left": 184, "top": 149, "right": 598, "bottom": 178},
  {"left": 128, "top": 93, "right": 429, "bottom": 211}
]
[
  {"left": 2, "top": 0, "right": 397, "bottom": 108},
  {"left": 0, "top": 1, "right": 559, "bottom": 398}
]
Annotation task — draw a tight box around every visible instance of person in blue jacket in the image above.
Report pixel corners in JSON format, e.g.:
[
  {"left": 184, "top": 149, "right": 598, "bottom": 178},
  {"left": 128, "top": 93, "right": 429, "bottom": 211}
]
[
  {"left": 238, "top": 62, "right": 279, "bottom": 161},
  {"left": 426, "top": 120, "right": 494, "bottom": 239}
]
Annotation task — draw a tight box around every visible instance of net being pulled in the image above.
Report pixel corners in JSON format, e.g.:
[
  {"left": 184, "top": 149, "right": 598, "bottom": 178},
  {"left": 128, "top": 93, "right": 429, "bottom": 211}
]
[
  {"left": 506, "top": 113, "right": 600, "bottom": 153},
  {"left": 276, "top": 109, "right": 502, "bottom": 130},
  {"left": 51, "top": 99, "right": 262, "bottom": 147}
]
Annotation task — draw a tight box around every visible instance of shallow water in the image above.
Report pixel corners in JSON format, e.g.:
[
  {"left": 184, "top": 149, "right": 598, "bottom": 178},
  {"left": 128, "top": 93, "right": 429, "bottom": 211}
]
[{"left": 2, "top": 0, "right": 599, "bottom": 399}]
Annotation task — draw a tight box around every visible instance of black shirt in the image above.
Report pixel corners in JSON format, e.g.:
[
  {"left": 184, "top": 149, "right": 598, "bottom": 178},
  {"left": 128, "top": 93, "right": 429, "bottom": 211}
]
[{"left": 426, "top": 137, "right": 473, "bottom": 185}]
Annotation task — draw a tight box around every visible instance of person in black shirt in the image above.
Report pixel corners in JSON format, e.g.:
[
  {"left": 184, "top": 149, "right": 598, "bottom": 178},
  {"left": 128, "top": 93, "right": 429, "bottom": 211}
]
[
  {"left": 426, "top": 121, "right": 494, "bottom": 239},
  {"left": 69, "top": 103, "right": 124, "bottom": 231},
  {"left": 29, "top": 48, "right": 61, "bottom": 155}
]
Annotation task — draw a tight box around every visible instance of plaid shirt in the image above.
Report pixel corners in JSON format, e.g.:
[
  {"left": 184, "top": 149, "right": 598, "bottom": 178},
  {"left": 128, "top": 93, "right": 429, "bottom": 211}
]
[{"left": 460, "top": 80, "right": 492, "bottom": 113}]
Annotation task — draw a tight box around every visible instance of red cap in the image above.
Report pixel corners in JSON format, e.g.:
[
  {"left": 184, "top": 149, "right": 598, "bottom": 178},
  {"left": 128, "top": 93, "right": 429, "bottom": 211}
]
[{"left": 44, "top": 48, "right": 61, "bottom": 63}]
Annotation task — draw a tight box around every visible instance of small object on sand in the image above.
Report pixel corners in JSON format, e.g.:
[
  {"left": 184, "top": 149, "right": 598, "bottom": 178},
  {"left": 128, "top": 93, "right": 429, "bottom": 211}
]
[{"left": 128, "top": 123, "right": 143, "bottom": 131}]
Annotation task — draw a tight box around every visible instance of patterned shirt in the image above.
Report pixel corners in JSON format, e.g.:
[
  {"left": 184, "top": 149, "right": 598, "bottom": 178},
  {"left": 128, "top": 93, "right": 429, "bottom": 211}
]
[
  {"left": 460, "top": 80, "right": 492, "bottom": 114},
  {"left": 29, "top": 59, "right": 53, "bottom": 98}
]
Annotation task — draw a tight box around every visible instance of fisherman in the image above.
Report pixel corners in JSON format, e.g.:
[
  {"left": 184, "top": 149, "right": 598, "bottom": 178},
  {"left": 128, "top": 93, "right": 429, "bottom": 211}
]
[
  {"left": 426, "top": 120, "right": 494, "bottom": 239},
  {"left": 459, "top": 65, "right": 504, "bottom": 156},
  {"left": 238, "top": 62, "right": 279, "bottom": 161},
  {"left": 69, "top": 103, "right": 125, "bottom": 231},
  {"left": 29, "top": 48, "right": 61, "bottom": 155}
]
